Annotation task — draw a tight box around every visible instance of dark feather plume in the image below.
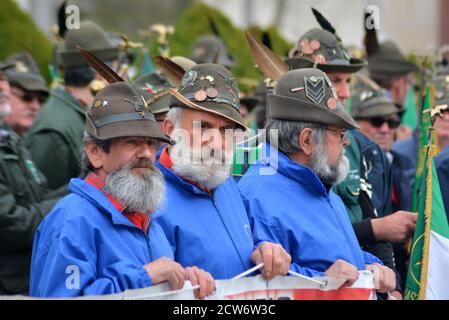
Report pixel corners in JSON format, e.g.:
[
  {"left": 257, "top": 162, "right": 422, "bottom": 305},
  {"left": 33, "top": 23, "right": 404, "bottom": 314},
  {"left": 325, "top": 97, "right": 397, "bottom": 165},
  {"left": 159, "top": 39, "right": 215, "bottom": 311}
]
[
  {"left": 154, "top": 55, "right": 184, "bottom": 86},
  {"left": 77, "top": 46, "right": 125, "bottom": 84},
  {"left": 208, "top": 16, "right": 220, "bottom": 37},
  {"left": 311, "top": 8, "right": 336, "bottom": 36},
  {"left": 363, "top": 11, "right": 379, "bottom": 56},
  {"left": 312, "top": 7, "right": 347, "bottom": 50},
  {"left": 57, "top": 1, "right": 68, "bottom": 38},
  {"left": 262, "top": 31, "right": 272, "bottom": 50}
]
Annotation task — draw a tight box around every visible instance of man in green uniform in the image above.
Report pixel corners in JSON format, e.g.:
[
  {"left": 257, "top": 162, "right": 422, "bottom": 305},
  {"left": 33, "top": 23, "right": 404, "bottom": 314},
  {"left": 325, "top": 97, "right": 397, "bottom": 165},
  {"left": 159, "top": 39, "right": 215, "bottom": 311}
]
[
  {"left": 26, "top": 21, "right": 119, "bottom": 190},
  {"left": 4, "top": 53, "right": 48, "bottom": 137},
  {"left": 0, "top": 62, "right": 66, "bottom": 295}
]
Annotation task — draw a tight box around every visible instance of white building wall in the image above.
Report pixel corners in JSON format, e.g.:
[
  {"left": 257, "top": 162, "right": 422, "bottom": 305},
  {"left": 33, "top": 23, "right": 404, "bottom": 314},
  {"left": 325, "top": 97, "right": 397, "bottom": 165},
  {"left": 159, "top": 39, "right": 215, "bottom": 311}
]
[{"left": 202, "top": 0, "right": 441, "bottom": 54}]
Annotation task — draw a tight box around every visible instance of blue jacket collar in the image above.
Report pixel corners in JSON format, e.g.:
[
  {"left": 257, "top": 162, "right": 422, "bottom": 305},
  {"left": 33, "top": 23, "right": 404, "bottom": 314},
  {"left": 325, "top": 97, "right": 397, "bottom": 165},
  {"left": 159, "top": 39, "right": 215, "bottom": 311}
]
[
  {"left": 259, "top": 143, "right": 331, "bottom": 196},
  {"left": 68, "top": 178, "right": 161, "bottom": 229}
]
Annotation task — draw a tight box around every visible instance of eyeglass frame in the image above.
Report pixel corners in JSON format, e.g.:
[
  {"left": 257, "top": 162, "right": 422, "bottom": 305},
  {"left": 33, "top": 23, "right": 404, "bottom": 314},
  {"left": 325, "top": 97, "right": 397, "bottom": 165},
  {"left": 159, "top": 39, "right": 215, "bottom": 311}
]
[{"left": 326, "top": 127, "right": 348, "bottom": 143}]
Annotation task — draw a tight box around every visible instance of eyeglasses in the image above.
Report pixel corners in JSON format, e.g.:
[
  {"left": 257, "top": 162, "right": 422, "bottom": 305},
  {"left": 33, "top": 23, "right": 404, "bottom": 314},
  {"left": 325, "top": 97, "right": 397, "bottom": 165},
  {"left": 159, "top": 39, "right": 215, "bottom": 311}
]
[
  {"left": 326, "top": 127, "right": 348, "bottom": 143},
  {"left": 368, "top": 117, "right": 400, "bottom": 129},
  {"left": 11, "top": 88, "right": 45, "bottom": 104}
]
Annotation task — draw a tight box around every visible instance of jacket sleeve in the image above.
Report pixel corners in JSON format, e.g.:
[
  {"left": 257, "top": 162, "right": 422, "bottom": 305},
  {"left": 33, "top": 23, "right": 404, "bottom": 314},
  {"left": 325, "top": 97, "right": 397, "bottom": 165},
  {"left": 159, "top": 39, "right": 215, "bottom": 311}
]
[
  {"left": 26, "top": 131, "right": 77, "bottom": 190},
  {"left": 362, "top": 250, "right": 383, "bottom": 265},
  {"left": 0, "top": 180, "right": 60, "bottom": 252},
  {"left": 30, "top": 232, "right": 152, "bottom": 297},
  {"left": 242, "top": 194, "right": 326, "bottom": 278},
  {"left": 352, "top": 218, "right": 376, "bottom": 245}
]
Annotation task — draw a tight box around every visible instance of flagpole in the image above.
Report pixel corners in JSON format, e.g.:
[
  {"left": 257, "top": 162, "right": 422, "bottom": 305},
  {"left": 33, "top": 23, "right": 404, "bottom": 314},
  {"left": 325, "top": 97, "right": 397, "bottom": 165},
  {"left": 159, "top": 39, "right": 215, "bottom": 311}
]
[{"left": 416, "top": 104, "right": 448, "bottom": 299}]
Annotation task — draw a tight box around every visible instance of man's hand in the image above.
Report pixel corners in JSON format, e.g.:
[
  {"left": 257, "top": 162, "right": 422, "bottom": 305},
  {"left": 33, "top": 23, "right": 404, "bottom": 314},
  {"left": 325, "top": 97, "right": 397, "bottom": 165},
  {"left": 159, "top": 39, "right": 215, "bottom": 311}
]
[
  {"left": 185, "top": 266, "right": 215, "bottom": 300},
  {"left": 390, "top": 290, "right": 403, "bottom": 300},
  {"left": 251, "top": 242, "right": 291, "bottom": 281},
  {"left": 325, "top": 259, "right": 359, "bottom": 287},
  {"left": 372, "top": 210, "right": 417, "bottom": 243},
  {"left": 143, "top": 257, "right": 186, "bottom": 290},
  {"left": 365, "top": 263, "right": 396, "bottom": 293}
]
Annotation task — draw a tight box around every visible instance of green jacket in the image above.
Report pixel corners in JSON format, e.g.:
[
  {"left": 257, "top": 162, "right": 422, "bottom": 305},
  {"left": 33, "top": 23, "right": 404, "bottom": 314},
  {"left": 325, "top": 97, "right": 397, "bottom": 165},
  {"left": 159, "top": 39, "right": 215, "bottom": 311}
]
[
  {"left": 26, "top": 88, "right": 86, "bottom": 190},
  {"left": 0, "top": 124, "right": 66, "bottom": 295},
  {"left": 333, "top": 132, "right": 363, "bottom": 223}
]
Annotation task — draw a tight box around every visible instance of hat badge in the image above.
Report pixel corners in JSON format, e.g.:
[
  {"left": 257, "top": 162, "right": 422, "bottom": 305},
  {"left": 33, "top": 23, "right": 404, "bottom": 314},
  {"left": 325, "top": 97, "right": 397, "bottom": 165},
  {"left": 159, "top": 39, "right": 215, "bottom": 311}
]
[
  {"left": 304, "top": 75, "right": 325, "bottom": 104},
  {"left": 15, "top": 61, "right": 29, "bottom": 73}
]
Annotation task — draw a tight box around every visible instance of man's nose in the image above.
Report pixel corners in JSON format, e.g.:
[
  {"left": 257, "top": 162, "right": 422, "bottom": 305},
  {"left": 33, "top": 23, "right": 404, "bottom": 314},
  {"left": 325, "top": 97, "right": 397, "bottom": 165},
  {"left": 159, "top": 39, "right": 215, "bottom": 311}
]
[
  {"left": 378, "top": 121, "right": 391, "bottom": 133},
  {"left": 136, "top": 142, "right": 156, "bottom": 161}
]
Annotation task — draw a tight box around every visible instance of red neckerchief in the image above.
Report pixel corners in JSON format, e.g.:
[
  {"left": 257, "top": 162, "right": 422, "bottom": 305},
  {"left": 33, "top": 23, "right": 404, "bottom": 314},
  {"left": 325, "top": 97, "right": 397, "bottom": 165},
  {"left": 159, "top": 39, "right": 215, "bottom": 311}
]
[
  {"left": 392, "top": 184, "right": 398, "bottom": 208},
  {"left": 159, "top": 145, "right": 212, "bottom": 196},
  {"left": 85, "top": 172, "right": 150, "bottom": 232}
]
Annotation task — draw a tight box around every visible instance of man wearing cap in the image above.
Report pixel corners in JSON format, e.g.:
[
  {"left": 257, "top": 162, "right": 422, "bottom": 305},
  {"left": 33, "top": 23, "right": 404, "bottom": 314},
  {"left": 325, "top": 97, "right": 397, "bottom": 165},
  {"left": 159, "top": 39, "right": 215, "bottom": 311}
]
[
  {"left": 191, "top": 35, "right": 235, "bottom": 69},
  {"left": 26, "top": 21, "right": 120, "bottom": 190},
  {"left": 30, "top": 82, "right": 215, "bottom": 298},
  {"left": 285, "top": 13, "right": 410, "bottom": 297},
  {"left": 4, "top": 53, "right": 49, "bottom": 136},
  {"left": 151, "top": 63, "right": 291, "bottom": 281},
  {"left": 239, "top": 68, "right": 395, "bottom": 292},
  {"left": 133, "top": 72, "right": 173, "bottom": 125},
  {"left": 0, "top": 62, "right": 65, "bottom": 295},
  {"left": 367, "top": 41, "right": 419, "bottom": 141},
  {"left": 350, "top": 80, "right": 417, "bottom": 214},
  {"left": 350, "top": 82, "right": 419, "bottom": 290}
]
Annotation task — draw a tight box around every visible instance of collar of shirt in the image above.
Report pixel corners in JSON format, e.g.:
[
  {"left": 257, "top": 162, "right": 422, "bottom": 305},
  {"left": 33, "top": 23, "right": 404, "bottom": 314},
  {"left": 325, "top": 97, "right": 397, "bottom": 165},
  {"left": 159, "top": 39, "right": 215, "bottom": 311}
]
[
  {"left": 159, "top": 145, "right": 212, "bottom": 196},
  {"left": 85, "top": 171, "right": 150, "bottom": 232}
]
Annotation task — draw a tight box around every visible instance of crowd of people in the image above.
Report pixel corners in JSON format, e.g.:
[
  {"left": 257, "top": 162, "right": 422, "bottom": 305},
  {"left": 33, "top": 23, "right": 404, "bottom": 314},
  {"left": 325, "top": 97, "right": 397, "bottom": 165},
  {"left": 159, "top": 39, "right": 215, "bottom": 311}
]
[{"left": 1, "top": 6, "right": 449, "bottom": 299}]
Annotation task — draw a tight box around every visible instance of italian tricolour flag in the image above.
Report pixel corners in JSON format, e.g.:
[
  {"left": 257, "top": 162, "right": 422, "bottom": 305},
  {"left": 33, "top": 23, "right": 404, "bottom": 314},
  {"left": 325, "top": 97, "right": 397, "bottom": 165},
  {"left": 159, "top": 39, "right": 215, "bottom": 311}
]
[{"left": 405, "top": 146, "right": 449, "bottom": 300}]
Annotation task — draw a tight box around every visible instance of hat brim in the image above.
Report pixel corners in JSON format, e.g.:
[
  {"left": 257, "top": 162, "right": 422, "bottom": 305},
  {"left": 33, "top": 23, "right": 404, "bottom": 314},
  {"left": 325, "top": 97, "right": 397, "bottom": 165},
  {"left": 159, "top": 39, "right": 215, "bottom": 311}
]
[
  {"left": 285, "top": 57, "right": 367, "bottom": 73},
  {"left": 59, "top": 47, "right": 119, "bottom": 68},
  {"left": 267, "top": 94, "right": 360, "bottom": 130},
  {"left": 147, "top": 93, "right": 171, "bottom": 115},
  {"left": 368, "top": 58, "right": 419, "bottom": 76},
  {"left": 0, "top": 62, "right": 15, "bottom": 72},
  {"left": 6, "top": 72, "right": 49, "bottom": 96},
  {"left": 86, "top": 115, "right": 172, "bottom": 144},
  {"left": 169, "top": 88, "right": 247, "bottom": 131}
]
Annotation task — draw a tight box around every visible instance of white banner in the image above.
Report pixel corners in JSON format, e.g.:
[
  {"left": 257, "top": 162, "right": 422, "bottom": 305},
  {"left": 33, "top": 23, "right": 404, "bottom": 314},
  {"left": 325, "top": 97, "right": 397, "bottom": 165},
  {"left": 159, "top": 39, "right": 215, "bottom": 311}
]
[{"left": 118, "top": 271, "right": 376, "bottom": 300}]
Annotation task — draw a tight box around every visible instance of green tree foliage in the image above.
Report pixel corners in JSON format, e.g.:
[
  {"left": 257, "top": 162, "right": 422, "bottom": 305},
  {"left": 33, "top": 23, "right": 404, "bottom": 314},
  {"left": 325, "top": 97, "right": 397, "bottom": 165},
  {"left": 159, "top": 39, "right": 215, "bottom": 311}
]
[
  {"left": 0, "top": 0, "right": 53, "bottom": 83},
  {"left": 149, "top": 3, "right": 292, "bottom": 92}
]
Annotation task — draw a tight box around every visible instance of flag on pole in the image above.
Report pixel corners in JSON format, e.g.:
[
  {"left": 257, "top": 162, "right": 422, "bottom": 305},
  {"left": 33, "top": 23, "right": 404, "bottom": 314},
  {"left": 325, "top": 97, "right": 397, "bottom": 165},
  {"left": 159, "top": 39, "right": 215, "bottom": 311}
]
[
  {"left": 405, "top": 143, "right": 449, "bottom": 300},
  {"left": 412, "top": 85, "right": 435, "bottom": 211}
]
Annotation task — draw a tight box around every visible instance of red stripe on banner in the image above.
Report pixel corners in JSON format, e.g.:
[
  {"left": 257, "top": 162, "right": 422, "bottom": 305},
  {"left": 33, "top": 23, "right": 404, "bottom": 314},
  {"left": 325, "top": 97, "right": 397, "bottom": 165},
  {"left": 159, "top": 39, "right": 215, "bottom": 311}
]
[{"left": 226, "top": 288, "right": 374, "bottom": 300}]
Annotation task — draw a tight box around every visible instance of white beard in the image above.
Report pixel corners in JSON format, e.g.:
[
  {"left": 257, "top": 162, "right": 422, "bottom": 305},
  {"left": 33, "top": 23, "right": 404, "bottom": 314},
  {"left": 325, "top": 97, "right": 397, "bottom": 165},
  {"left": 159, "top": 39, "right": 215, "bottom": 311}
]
[
  {"left": 106, "top": 160, "right": 166, "bottom": 214},
  {"left": 169, "top": 130, "right": 233, "bottom": 190},
  {"left": 310, "top": 146, "right": 350, "bottom": 186}
]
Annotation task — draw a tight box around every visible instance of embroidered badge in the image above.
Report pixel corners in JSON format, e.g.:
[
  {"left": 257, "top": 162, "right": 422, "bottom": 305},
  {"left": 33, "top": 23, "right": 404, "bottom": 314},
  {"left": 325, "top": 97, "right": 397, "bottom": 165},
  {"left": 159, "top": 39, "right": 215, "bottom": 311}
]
[{"left": 304, "top": 75, "right": 325, "bottom": 104}]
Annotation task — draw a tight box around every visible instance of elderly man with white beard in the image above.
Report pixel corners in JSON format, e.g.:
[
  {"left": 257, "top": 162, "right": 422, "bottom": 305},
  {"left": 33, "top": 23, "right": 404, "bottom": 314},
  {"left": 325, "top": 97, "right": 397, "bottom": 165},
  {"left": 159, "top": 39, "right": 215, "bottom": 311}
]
[
  {"left": 238, "top": 68, "right": 396, "bottom": 293},
  {"left": 29, "top": 82, "right": 215, "bottom": 298},
  {"left": 151, "top": 63, "right": 291, "bottom": 281}
]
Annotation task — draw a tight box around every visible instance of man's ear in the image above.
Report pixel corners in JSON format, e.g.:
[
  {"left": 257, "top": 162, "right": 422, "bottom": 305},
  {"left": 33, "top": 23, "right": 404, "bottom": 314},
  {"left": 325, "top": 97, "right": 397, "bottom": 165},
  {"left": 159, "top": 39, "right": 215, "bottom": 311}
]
[
  {"left": 162, "top": 118, "right": 175, "bottom": 136},
  {"left": 84, "top": 143, "right": 105, "bottom": 169},
  {"left": 298, "top": 128, "right": 314, "bottom": 156}
]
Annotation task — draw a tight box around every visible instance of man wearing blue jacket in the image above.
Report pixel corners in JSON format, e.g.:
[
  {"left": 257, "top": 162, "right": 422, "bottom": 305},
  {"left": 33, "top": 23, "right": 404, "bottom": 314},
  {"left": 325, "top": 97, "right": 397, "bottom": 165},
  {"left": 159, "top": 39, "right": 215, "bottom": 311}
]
[
  {"left": 30, "top": 82, "right": 215, "bottom": 298},
  {"left": 152, "top": 63, "right": 291, "bottom": 280},
  {"left": 239, "top": 68, "right": 395, "bottom": 292}
]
